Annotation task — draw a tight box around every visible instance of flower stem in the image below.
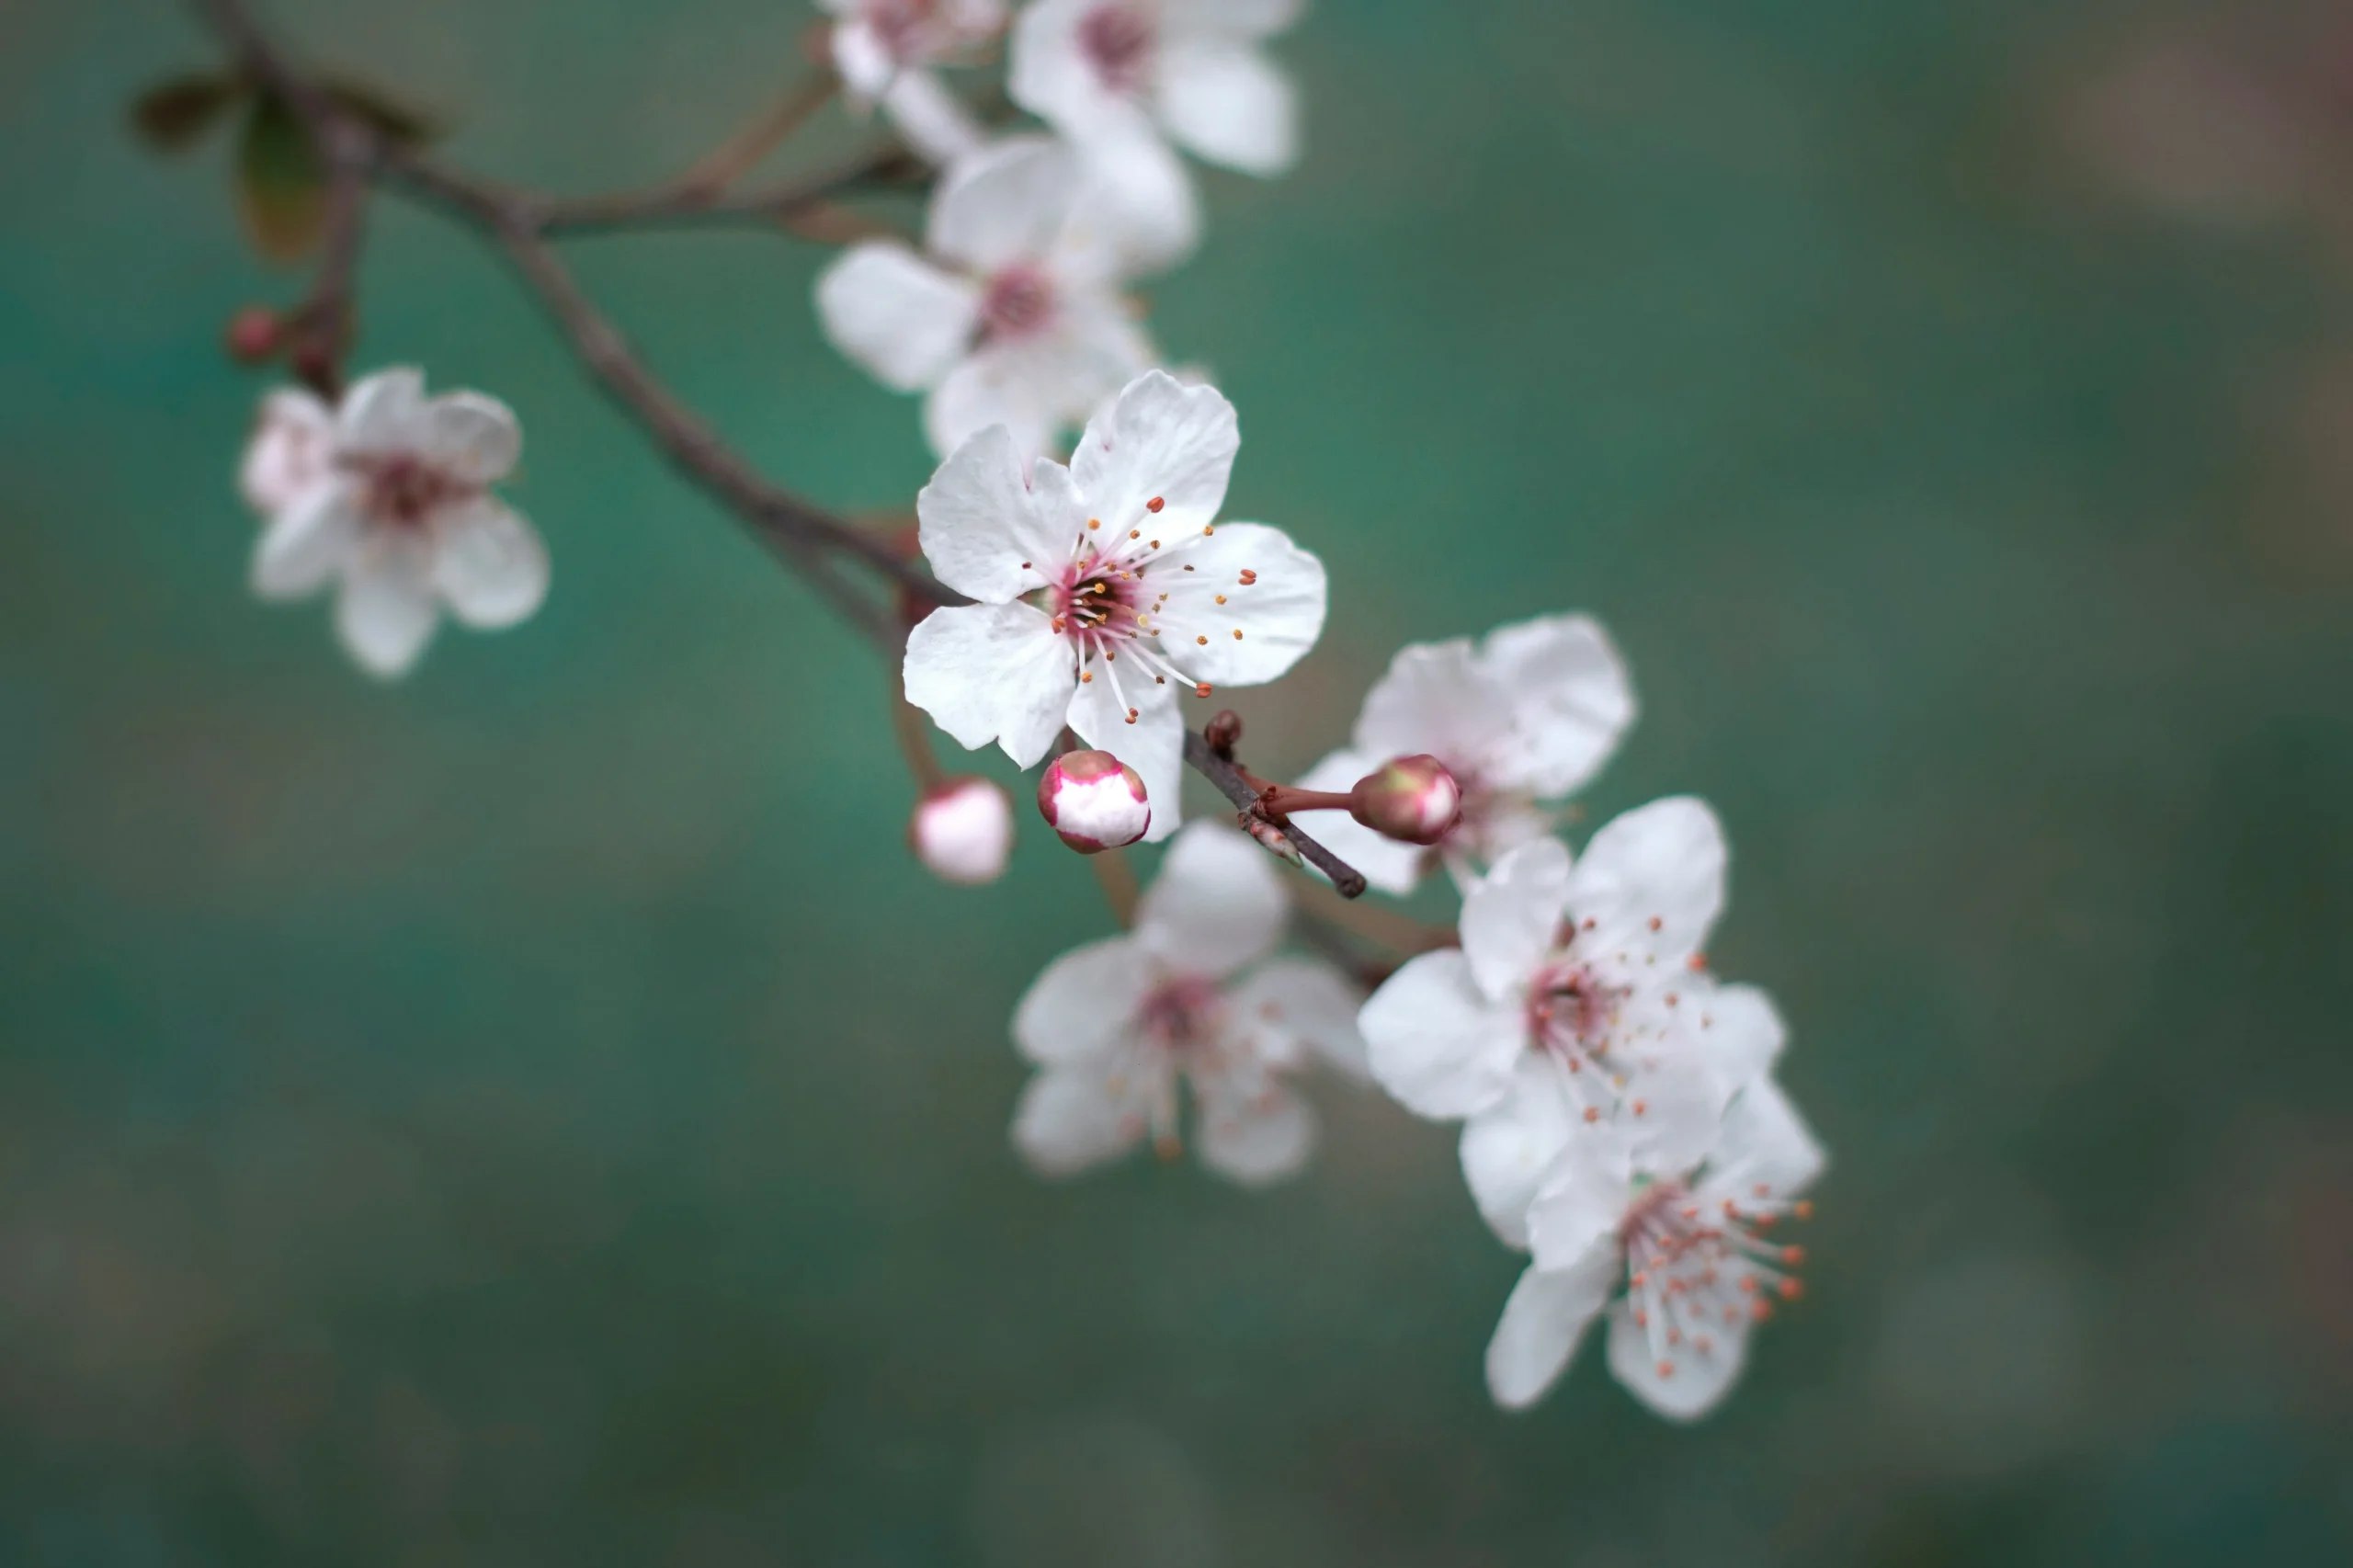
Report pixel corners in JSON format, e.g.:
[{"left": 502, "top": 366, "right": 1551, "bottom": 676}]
[{"left": 1089, "top": 849, "right": 1140, "bottom": 927}]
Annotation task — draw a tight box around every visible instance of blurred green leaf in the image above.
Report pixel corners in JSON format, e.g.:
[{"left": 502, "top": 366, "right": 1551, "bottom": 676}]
[
  {"left": 235, "top": 94, "right": 327, "bottom": 265},
  {"left": 324, "top": 75, "right": 443, "bottom": 145},
  {"left": 130, "top": 73, "right": 247, "bottom": 153}
]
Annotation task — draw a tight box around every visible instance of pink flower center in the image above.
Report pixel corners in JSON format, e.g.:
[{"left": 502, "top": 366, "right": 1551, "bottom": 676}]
[
  {"left": 866, "top": 0, "right": 939, "bottom": 54},
  {"left": 1619, "top": 1176, "right": 1811, "bottom": 1383},
  {"left": 1079, "top": 4, "right": 1156, "bottom": 92},
  {"left": 1138, "top": 974, "right": 1222, "bottom": 1050},
  {"left": 981, "top": 265, "right": 1057, "bottom": 340},
  {"left": 1528, "top": 959, "right": 1627, "bottom": 1062},
  {"left": 344, "top": 452, "right": 471, "bottom": 530}
]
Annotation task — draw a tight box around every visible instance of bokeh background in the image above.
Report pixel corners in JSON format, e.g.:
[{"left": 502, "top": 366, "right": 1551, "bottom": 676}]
[{"left": 6, "top": 0, "right": 2352, "bottom": 1562}]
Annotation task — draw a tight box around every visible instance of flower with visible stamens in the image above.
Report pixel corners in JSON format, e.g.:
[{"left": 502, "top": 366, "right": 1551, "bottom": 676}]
[
  {"left": 1290, "top": 613, "right": 1636, "bottom": 894},
  {"left": 241, "top": 368, "right": 548, "bottom": 679},
  {"left": 1486, "top": 1076, "right": 1825, "bottom": 1420},
  {"left": 1010, "top": 822, "right": 1369, "bottom": 1183},
  {"left": 816, "top": 136, "right": 1172, "bottom": 459},
  {"left": 902, "top": 369, "right": 1327, "bottom": 841},
  {"left": 1358, "top": 800, "right": 1787, "bottom": 1247},
  {"left": 820, "top": 0, "right": 1007, "bottom": 163}
]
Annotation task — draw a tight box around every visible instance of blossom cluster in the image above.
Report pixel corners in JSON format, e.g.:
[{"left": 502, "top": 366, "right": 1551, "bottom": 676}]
[{"left": 213, "top": 0, "right": 1824, "bottom": 1426}]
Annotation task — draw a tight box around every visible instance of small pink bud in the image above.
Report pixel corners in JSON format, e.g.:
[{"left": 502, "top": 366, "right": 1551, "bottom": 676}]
[
  {"left": 1037, "top": 749, "right": 1150, "bottom": 853},
  {"left": 908, "top": 777, "right": 1014, "bottom": 886},
  {"left": 1349, "top": 754, "right": 1463, "bottom": 846},
  {"left": 224, "top": 305, "right": 282, "bottom": 364},
  {"left": 1244, "top": 814, "right": 1304, "bottom": 868}
]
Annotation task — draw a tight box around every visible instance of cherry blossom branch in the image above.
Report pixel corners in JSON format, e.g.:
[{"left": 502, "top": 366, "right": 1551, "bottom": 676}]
[
  {"left": 284, "top": 119, "right": 368, "bottom": 399},
  {"left": 1182, "top": 730, "right": 1368, "bottom": 899}
]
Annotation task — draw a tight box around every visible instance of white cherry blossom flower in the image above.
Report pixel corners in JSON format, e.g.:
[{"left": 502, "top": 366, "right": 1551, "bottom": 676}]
[
  {"left": 1292, "top": 614, "right": 1636, "bottom": 895},
  {"left": 1010, "top": 821, "right": 1368, "bottom": 1183},
  {"left": 243, "top": 368, "right": 549, "bottom": 680},
  {"left": 819, "top": 0, "right": 1006, "bottom": 165},
  {"left": 910, "top": 776, "right": 1017, "bottom": 883},
  {"left": 815, "top": 135, "right": 1161, "bottom": 459},
  {"left": 1488, "top": 1076, "right": 1824, "bottom": 1420},
  {"left": 902, "top": 369, "right": 1327, "bottom": 840},
  {"left": 1010, "top": 0, "right": 1302, "bottom": 178},
  {"left": 1358, "top": 801, "right": 1785, "bottom": 1247}
]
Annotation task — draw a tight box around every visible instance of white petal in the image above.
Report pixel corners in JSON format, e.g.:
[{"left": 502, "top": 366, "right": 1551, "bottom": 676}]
[
  {"left": 1013, "top": 1065, "right": 1145, "bottom": 1176},
  {"left": 1067, "top": 681, "right": 1185, "bottom": 842},
  {"left": 1154, "top": 522, "right": 1326, "bottom": 687},
  {"left": 1607, "top": 1297, "right": 1751, "bottom": 1422},
  {"left": 1070, "top": 370, "right": 1237, "bottom": 540},
  {"left": 1525, "top": 1135, "right": 1637, "bottom": 1272},
  {"left": 1706, "top": 1076, "right": 1826, "bottom": 1200},
  {"left": 881, "top": 68, "right": 987, "bottom": 164},
  {"left": 251, "top": 479, "right": 361, "bottom": 600},
  {"left": 1352, "top": 638, "right": 1516, "bottom": 776},
  {"left": 239, "top": 388, "right": 335, "bottom": 515},
  {"left": 929, "top": 136, "right": 1077, "bottom": 274},
  {"left": 903, "top": 601, "right": 1077, "bottom": 765},
  {"left": 1008, "top": 0, "right": 1135, "bottom": 131},
  {"left": 1194, "top": 1081, "right": 1314, "bottom": 1186},
  {"left": 1476, "top": 613, "right": 1637, "bottom": 798},
  {"left": 1285, "top": 748, "right": 1430, "bottom": 896},
  {"left": 335, "top": 551, "right": 439, "bottom": 678},
  {"left": 1460, "top": 837, "right": 1573, "bottom": 1000},
  {"left": 830, "top": 17, "right": 897, "bottom": 103},
  {"left": 1460, "top": 1054, "right": 1585, "bottom": 1250},
  {"left": 1065, "top": 124, "right": 1200, "bottom": 275},
  {"left": 1485, "top": 1247, "right": 1618, "bottom": 1412},
  {"left": 1568, "top": 796, "right": 1726, "bottom": 966},
  {"left": 335, "top": 367, "right": 429, "bottom": 455},
  {"left": 1695, "top": 982, "right": 1786, "bottom": 1091},
  {"left": 432, "top": 497, "right": 548, "bottom": 629},
  {"left": 1155, "top": 40, "right": 1298, "bottom": 176},
  {"left": 1012, "top": 935, "right": 1157, "bottom": 1065},
  {"left": 1228, "top": 956, "right": 1369, "bottom": 1079},
  {"left": 816, "top": 244, "right": 982, "bottom": 392},
  {"left": 1132, "top": 821, "right": 1286, "bottom": 979},
  {"left": 1620, "top": 1062, "right": 1724, "bottom": 1176},
  {"left": 1358, "top": 949, "right": 1523, "bottom": 1120},
  {"left": 421, "top": 390, "right": 521, "bottom": 485},
  {"left": 915, "top": 424, "right": 1063, "bottom": 602},
  {"left": 932, "top": 297, "right": 1156, "bottom": 460}
]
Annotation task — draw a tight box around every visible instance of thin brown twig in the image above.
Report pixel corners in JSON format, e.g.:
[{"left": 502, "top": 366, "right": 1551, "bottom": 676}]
[
  {"left": 676, "top": 73, "right": 840, "bottom": 194},
  {"left": 1185, "top": 731, "right": 1369, "bottom": 898},
  {"left": 286, "top": 119, "right": 369, "bottom": 397}
]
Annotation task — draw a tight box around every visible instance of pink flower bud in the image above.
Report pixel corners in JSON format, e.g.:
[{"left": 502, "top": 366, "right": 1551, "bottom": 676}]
[
  {"left": 223, "top": 305, "right": 283, "bottom": 364},
  {"left": 1037, "top": 749, "right": 1150, "bottom": 853},
  {"left": 1349, "top": 754, "right": 1463, "bottom": 846},
  {"left": 909, "top": 777, "right": 1014, "bottom": 885}
]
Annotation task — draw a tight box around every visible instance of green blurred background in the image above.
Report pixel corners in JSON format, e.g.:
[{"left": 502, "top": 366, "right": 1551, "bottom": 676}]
[{"left": 6, "top": 0, "right": 2352, "bottom": 1562}]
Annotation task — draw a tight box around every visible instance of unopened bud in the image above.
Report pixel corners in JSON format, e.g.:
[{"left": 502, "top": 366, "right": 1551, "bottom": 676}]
[
  {"left": 1243, "top": 814, "right": 1304, "bottom": 868},
  {"left": 224, "top": 305, "right": 282, "bottom": 364},
  {"left": 1037, "top": 749, "right": 1149, "bottom": 853},
  {"left": 908, "top": 777, "right": 1014, "bottom": 885},
  {"left": 1204, "top": 710, "right": 1244, "bottom": 755},
  {"left": 1349, "top": 754, "right": 1463, "bottom": 846}
]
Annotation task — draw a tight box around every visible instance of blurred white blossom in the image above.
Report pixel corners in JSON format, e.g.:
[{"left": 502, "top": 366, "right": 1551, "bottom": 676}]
[
  {"left": 1291, "top": 614, "right": 1634, "bottom": 895},
  {"left": 820, "top": 0, "right": 1006, "bottom": 165},
  {"left": 1487, "top": 1076, "right": 1823, "bottom": 1419},
  {"left": 1358, "top": 802, "right": 1783, "bottom": 1247},
  {"left": 1010, "top": 821, "right": 1366, "bottom": 1183},
  {"left": 242, "top": 368, "right": 548, "bottom": 679},
  {"left": 817, "top": 136, "right": 1165, "bottom": 459},
  {"left": 902, "top": 369, "right": 1327, "bottom": 840}
]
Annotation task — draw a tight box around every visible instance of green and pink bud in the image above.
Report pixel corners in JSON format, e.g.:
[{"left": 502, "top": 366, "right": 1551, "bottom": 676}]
[{"left": 1349, "top": 754, "right": 1463, "bottom": 846}]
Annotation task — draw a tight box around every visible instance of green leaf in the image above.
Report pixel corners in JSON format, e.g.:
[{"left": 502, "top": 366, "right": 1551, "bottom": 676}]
[
  {"left": 235, "top": 94, "right": 327, "bottom": 264},
  {"left": 130, "top": 72, "right": 247, "bottom": 153},
  {"left": 324, "top": 75, "right": 443, "bottom": 145}
]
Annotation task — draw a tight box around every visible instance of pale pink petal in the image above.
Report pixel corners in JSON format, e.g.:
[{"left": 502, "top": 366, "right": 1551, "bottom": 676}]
[
  {"left": 431, "top": 497, "right": 548, "bottom": 630},
  {"left": 1704, "top": 1077, "right": 1826, "bottom": 1201},
  {"left": 251, "top": 479, "right": 361, "bottom": 600},
  {"left": 1567, "top": 796, "right": 1726, "bottom": 965},
  {"left": 1066, "top": 677, "right": 1185, "bottom": 842},
  {"left": 1486, "top": 1246, "right": 1618, "bottom": 1412},
  {"left": 335, "top": 549, "right": 438, "bottom": 678},
  {"left": 1606, "top": 1296, "right": 1750, "bottom": 1422},
  {"left": 239, "top": 388, "right": 335, "bottom": 515},
  {"left": 881, "top": 68, "right": 987, "bottom": 164},
  {"left": 1229, "top": 956, "right": 1369, "bottom": 1079},
  {"left": 335, "top": 367, "right": 429, "bottom": 456},
  {"left": 1064, "top": 124, "right": 1200, "bottom": 276},
  {"left": 1012, "top": 935, "right": 1158, "bottom": 1065},
  {"left": 915, "top": 424, "right": 1064, "bottom": 602},
  {"left": 1694, "top": 982, "right": 1785, "bottom": 1091},
  {"left": 1132, "top": 821, "right": 1286, "bottom": 979},
  {"left": 1195, "top": 1079, "right": 1314, "bottom": 1186},
  {"left": 1009, "top": 0, "right": 1136, "bottom": 130},
  {"left": 1358, "top": 949, "right": 1524, "bottom": 1119},
  {"left": 1476, "top": 614, "right": 1636, "bottom": 798},
  {"left": 1460, "top": 837, "right": 1573, "bottom": 1000},
  {"left": 1525, "top": 1136, "right": 1637, "bottom": 1272},
  {"left": 1352, "top": 639, "right": 1516, "bottom": 775},
  {"left": 1286, "top": 748, "right": 1429, "bottom": 897},
  {"left": 1460, "top": 1054, "right": 1586, "bottom": 1250},
  {"left": 1013, "top": 1064, "right": 1147, "bottom": 1176},
  {"left": 929, "top": 136, "right": 1077, "bottom": 273},
  {"left": 1069, "top": 369, "right": 1237, "bottom": 540},
  {"left": 830, "top": 17, "right": 898, "bottom": 102},
  {"left": 1154, "top": 40, "right": 1297, "bottom": 176},
  {"left": 421, "top": 390, "right": 521, "bottom": 486},
  {"left": 1152, "top": 522, "right": 1325, "bottom": 687},
  {"left": 817, "top": 243, "right": 983, "bottom": 392},
  {"left": 926, "top": 340, "right": 1070, "bottom": 460},
  {"left": 903, "top": 601, "right": 1076, "bottom": 765}
]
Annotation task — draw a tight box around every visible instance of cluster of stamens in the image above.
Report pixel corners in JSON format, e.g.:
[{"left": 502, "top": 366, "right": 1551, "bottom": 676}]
[
  {"left": 342, "top": 451, "right": 469, "bottom": 530},
  {"left": 1526, "top": 952, "right": 1634, "bottom": 1123},
  {"left": 980, "top": 265, "right": 1056, "bottom": 340},
  {"left": 1107, "top": 973, "right": 1235, "bottom": 1159},
  {"left": 1619, "top": 1176, "right": 1813, "bottom": 1381}
]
